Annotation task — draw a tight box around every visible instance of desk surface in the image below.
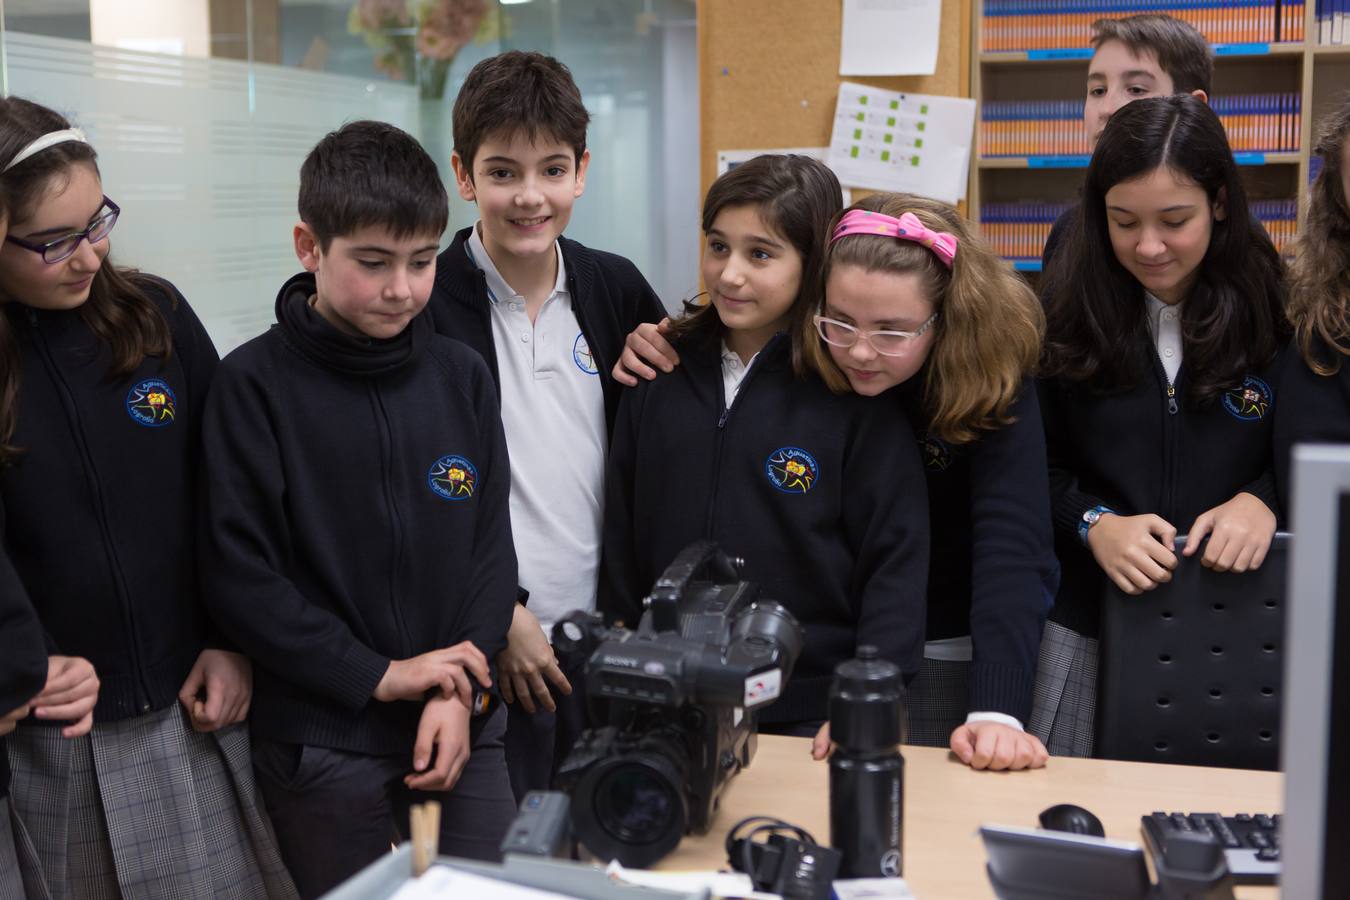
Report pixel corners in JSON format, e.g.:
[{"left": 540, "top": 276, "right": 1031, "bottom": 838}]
[{"left": 659, "top": 736, "right": 1282, "bottom": 899}]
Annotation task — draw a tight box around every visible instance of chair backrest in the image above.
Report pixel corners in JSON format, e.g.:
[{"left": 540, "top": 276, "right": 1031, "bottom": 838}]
[{"left": 1095, "top": 533, "right": 1290, "bottom": 770}]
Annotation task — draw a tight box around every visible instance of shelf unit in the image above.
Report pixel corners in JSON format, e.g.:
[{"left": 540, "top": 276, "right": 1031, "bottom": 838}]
[{"left": 969, "top": 2, "right": 1350, "bottom": 270}]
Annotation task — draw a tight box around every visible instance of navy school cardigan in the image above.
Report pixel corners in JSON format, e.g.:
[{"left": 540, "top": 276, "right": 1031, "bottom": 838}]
[
  {"left": 600, "top": 331, "right": 930, "bottom": 724},
  {"left": 200, "top": 273, "right": 517, "bottom": 755},
  {"left": 1, "top": 279, "right": 217, "bottom": 724}
]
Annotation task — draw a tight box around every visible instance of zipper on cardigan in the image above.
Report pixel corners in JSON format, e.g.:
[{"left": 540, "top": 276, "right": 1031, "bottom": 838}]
[
  {"left": 372, "top": 384, "right": 412, "bottom": 658},
  {"left": 1151, "top": 352, "right": 1182, "bottom": 523},
  {"left": 704, "top": 337, "right": 779, "bottom": 535},
  {"left": 1156, "top": 349, "right": 1178, "bottom": 415},
  {"left": 27, "top": 312, "right": 154, "bottom": 711}
]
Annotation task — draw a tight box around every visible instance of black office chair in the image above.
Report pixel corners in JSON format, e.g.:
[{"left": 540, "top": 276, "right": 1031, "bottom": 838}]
[{"left": 1095, "top": 533, "right": 1290, "bottom": 771}]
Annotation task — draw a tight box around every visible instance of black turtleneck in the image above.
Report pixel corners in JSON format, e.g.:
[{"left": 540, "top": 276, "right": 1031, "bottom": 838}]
[
  {"left": 274, "top": 273, "right": 431, "bottom": 377},
  {"left": 200, "top": 272, "right": 518, "bottom": 755}
]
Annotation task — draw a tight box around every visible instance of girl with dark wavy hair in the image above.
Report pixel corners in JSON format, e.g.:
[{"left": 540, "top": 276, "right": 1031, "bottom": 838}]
[
  {"left": 0, "top": 96, "right": 295, "bottom": 898},
  {"left": 1032, "top": 94, "right": 1290, "bottom": 757},
  {"left": 1275, "top": 95, "right": 1350, "bottom": 506}
]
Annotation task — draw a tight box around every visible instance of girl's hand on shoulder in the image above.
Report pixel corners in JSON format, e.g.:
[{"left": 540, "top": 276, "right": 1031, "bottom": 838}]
[
  {"left": 951, "top": 722, "right": 1049, "bottom": 771},
  {"left": 1086, "top": 512, "right": 1178, "bottom": 595},
  {"left": 178, "top": 649, "right": 252, "bottom": 732},
  {"left": 0, "top": 702, "right": 32, "bottom": 737},
  {"left": 612, "top": 318, "right": 678, "bottom": 386},
  {"left": 1182, "top": 492, "right": 1276, "bottom": 572},
  {"left": 32, "top": 655, "right": 99, "bottom": 738},
  {"left": 405, "top": 693, "right": 472, "bottom": 792}
]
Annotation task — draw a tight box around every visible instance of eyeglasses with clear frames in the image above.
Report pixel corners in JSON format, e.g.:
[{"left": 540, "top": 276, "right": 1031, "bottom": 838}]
[
  {"left": 813, "top": 312, "right": 938, "bottom": 357},
  {"left": 5, "top": 196, "right": 120, "bottom": 264}
]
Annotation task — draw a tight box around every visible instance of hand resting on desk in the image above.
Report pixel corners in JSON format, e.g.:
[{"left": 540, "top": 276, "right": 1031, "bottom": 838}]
[{"left": 809, "top": 720, "right": 1049, "bottom": 771}]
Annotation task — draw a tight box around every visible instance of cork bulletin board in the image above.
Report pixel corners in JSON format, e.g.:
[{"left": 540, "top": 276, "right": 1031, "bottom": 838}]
[{"left": 697, "top": 0, "right": 972, "bottom": 204}]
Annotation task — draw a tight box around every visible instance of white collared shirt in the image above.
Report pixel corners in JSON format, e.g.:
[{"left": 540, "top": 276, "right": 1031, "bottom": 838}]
[
  {"left": 468, "top": 224, "right": 607, "bottom": 638},
  {"left": 720, "top": 342, "right": 761, "bottom": 408},
  {"left": 1146, "top": 292, "right": 1183, "bottom": 385}
]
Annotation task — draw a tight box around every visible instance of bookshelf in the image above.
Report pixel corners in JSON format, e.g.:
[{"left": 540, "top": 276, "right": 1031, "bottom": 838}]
[{"left": 970, "top": 1, "right": 1347, "bottom": 273}]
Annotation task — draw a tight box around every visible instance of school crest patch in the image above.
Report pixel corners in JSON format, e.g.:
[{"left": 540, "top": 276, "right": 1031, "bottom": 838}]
[
  {"left": 1222, "top": 375, "right": 1272, "bottom": 422},
  {"left": 765, "top": 447, "right": 819, "bottom": 494},
  {"left": 921, "top": 435, "right": 951, "bottom": 472},
  {"left": 428, "top": 455, "right": 478, "bottom": 501},
  {"left": 573, "top": 333, "right": 599, "bottom": 375},
  {"left": 125, "top": 379, "right": 177, "bottom": 427}
]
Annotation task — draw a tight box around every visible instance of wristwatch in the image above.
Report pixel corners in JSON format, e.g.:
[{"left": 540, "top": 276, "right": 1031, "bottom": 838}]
[{"left": 1079, "top": 505, "right": 1115, "bottom": 546}]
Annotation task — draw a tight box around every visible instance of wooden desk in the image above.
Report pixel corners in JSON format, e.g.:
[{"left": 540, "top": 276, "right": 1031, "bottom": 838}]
[{"left": 659, "top": 736, "right": 1282, "bottom": 899}]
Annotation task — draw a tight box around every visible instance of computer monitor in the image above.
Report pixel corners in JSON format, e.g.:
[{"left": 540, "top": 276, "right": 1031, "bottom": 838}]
[{"left": 1281, "top": 444, "right": 1350, "bottom": 899}]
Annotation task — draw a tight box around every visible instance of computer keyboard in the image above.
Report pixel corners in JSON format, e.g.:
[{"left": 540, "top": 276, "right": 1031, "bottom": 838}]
[{"left": 1141, "top": 811, "right": 1280, "bottom": 885}]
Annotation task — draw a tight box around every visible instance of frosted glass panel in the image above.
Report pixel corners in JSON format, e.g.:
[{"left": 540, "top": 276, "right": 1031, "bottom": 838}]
[
  {"left": 3, "top": 32, "right": 418, "bottom": 354},
  {"left": 1, "top": 0, "right": 697, "bottom": 350}
]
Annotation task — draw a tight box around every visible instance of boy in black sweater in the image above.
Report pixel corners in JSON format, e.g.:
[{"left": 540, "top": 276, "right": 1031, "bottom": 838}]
[
  {"left": 428, "top": 51, "right": 665, "bottom": 799},
  {"left": 201, "top": 122, "right": 518, "bottom": 898},
  {"left": 1041, "top": 15, "right": 1214, "bottom": 268}
]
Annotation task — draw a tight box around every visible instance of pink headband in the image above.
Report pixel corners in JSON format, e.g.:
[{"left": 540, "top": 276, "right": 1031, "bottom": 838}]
[{"left": 830, "top": 209, "right": 958, "bottom": 269}]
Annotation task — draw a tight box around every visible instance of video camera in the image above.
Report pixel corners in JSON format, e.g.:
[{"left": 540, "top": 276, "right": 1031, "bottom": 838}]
[{"left": 550, "top": 541, "right": 804, "bottom": 867}]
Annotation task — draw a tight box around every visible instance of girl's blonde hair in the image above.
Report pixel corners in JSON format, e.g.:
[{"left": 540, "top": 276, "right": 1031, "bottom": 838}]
[
  {"left": 1288, "top": 94, "right": 1350, "bottom": 374},
  {"left": 809, "top": 192, "right": 1044, "bottom": 444}
]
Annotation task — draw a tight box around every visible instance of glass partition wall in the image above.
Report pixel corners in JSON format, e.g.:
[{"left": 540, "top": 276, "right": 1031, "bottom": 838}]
[{"left": 0, "top": 0, "right": 695, "bottom": 353}]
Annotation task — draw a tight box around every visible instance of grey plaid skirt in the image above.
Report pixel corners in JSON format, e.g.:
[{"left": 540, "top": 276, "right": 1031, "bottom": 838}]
[
  {"left": 1027, "top": 621, "right": 1098, "bottom": 758},
  {"left": 905, "top": 656, "right": 971, "bottom": 747},
  {"left": 7, "top": 704, "right": 297, "bottom": 900},
  {"left": 1, "top": 794, "right": 50, "bottom": 900}
]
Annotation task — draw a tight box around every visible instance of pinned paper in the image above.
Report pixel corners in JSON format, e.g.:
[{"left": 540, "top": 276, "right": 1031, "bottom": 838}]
[
  {"left": 716, "top": 147, "right": 853, "bottom": 205},
  {"left": 840, "top": 0, "right": 942, "bottom": 76},
  {"left": 826, "top": 82, "right": 975, "bottom": 204}
]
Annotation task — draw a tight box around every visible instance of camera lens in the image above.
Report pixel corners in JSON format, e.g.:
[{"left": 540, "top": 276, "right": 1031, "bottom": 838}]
[
  {"left": 595, "top": 763, "right": 678, "bottom": 845},
  {"left": 571, "top": 751, "right": 688, "bottom": 868}
]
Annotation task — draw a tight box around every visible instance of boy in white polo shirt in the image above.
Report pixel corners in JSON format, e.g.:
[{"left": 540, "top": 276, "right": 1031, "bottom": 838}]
[{"left": 427, "top": 50, "right": 666, "bottom": 800}]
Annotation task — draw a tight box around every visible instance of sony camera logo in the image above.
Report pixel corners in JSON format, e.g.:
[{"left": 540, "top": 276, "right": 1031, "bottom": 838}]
[{"left": 601, "top": 655, "right": 641, "bottom": 668}]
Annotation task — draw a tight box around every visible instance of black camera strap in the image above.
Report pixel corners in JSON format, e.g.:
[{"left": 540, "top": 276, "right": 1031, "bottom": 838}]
[{"left": 726, "top": 815, "right": 841, "bottom": 900}]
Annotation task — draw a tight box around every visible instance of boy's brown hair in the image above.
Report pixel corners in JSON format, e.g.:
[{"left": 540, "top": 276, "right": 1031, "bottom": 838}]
[
  {"left": 452, "top": 51, "right": 590, "bottom": 174},
  {"left": 1092, "top": 14, "right": 1214, "bottom": 95}
]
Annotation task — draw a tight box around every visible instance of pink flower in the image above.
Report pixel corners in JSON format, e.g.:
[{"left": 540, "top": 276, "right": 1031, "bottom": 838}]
[
  {"left": 356, "top": 0, "right": 413, "bottom": 33},
  {"left": 416, "top": 0, "right": 487, "bottom": 61}
]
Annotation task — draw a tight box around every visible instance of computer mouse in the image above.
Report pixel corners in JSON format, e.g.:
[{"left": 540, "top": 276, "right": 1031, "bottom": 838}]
[{"left": 1038, "top": 803, "right": 1106, "bottom": 838}]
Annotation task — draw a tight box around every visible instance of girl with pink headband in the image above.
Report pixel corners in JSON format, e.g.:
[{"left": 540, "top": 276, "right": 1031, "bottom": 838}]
[
  {"left": 615, "top": 192, "right": 1056, "bottom": 772},
  {"left": 600, "top": 155, "right": 930, "bottom": 737}
]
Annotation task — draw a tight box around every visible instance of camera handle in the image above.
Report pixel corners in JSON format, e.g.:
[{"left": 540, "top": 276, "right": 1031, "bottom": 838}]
[{"left": 646, "top": 540, "right": 743, "bottom": 633}]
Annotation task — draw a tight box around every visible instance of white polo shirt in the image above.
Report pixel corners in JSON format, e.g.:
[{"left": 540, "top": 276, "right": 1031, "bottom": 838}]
[
  {"left": 1145, "top": 292, "right": 1183, "bottom": 384},
  {"left": 467, "top": 224, "right": 607, "bottom": 638}
]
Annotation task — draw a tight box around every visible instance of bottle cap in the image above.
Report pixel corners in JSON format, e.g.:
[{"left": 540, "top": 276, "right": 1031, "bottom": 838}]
[{"left": 829, "top": 645, "right": 905, "bottom": 750}]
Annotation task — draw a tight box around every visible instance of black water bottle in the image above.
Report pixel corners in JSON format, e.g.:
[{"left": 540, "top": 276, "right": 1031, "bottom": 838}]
[{"left": 828, "top": 645, "right": 905, "bottom": 878}]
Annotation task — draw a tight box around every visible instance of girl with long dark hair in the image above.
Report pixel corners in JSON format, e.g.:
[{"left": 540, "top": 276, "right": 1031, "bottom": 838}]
[
  {"left": 0, "top": 96, "right": 295, "bottom": 898},
  {"left": 1032, "top": 94, "right": 1290, "bottom": 757}
]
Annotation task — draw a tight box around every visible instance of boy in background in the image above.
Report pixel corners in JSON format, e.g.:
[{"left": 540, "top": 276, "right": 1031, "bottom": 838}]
[
  {"left": 1042, "top": 14, "right": 1213, "bottom": 266},
  {"left": 428, "top": 51, "right": 666, "bottom": 800},
  {"left": 201, "top": 121, "right": 517, "bottom": 898}
]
